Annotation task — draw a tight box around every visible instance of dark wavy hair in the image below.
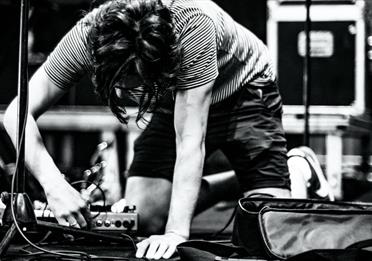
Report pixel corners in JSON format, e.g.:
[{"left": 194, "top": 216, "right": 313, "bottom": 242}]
[{"left": 87, "top": 0, "right": 180, "bottom": 124}]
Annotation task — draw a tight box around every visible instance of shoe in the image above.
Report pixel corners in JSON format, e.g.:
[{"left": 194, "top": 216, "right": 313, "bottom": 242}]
[{"left": 287, "top": 146, "right": 335, "bottom": 201}]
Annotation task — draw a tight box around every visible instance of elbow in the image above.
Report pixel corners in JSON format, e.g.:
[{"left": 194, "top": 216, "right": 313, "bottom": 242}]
[
  {"left": 176, "top": 138, "right": 206, "bottom": 170},
  {"left": 177, "top": 134, "right": 206, "bottom": 156}
]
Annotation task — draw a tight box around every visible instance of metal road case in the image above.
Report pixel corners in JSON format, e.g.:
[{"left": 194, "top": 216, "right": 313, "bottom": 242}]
[{"left": 267, "top": 0, "right": 366, "bottom": 117}]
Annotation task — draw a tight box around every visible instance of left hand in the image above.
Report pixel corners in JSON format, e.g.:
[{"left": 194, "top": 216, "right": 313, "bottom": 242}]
[{"left": 135, "top": 232, "right": 187, "bottom": 259}]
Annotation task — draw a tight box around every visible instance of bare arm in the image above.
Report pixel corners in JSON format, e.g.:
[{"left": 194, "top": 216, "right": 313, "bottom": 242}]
[
  {"left": 166, "top": 80, "right": 213, "bottom": 238},
  {"left": 135, "top": 80, "right": 214, "bottom": 259},
  {"left": 4, "top": 66, "right": 64, "bottom": 183},
  {"left": 3, "top": 66, "right": 88, "bottom": 227}
]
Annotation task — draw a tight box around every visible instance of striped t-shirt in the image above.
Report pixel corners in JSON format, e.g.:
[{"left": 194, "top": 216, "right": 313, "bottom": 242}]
[{"left": 44, "top": 0, "right": 276, "bottom": 105}]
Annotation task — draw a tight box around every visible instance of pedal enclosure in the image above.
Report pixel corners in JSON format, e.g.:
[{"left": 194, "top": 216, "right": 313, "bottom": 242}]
[{"left": 35, "top": 209, "right": 138, "bottom": 232}]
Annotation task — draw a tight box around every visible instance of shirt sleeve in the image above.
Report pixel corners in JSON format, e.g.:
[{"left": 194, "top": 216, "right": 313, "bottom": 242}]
[
  {"left": 176, "top": 14, "right": 218, "bottom": 90},
  {"left": 43, "top": 20, "right": 93, "bottom": 90}
]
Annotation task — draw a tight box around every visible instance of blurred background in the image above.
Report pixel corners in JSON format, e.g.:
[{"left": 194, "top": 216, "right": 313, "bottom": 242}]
[{"left": 1, "top": 0, "right": 372, "bottom": 202}]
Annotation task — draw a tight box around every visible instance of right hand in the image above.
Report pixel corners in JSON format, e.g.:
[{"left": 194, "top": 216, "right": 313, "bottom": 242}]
[{"left": 43, "top": 174, "right": 90, "bottom": 228}]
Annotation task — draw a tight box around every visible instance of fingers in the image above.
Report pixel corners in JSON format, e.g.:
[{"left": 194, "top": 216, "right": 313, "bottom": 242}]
[
  {"left": 33, "top": 200, "right": 47, "bottom": 210},
  {"left": 55, "top": 204, "right": 90, "bottom": 229},
  {"left": 136, "top": 239, "right": 150, "bottom": 258},
  {"left": 58, "top": 211, "right": 88, "bottom": 229},
  {"left": 56, "top": 216, "right": 69, "bottom": 227},
  {"left": 163, "top": 244, "right": 177, "bottom": 259},
  {"left": 153, "top": 242, "right": 169, "bottom": 260},
  {"left": 73, "top": 211, "right": 87, "bottom": 228},
  {"left": 81, "top": 207, "right": 92, "bottom": 229},
  {"left": 136, "top": 236, "right": 179, "bottom": 260},
  {"left": 65, "top": 215, "right": 80, "bottom": 228},
  {"left": 146, "top": 240, "right": 161, "bottom": 259},
  {"left": 46, "top": 178, "right": 92, "bottom": 230},
  {"left": 111, "top": 198, "right": 126, "bottom": 213}
]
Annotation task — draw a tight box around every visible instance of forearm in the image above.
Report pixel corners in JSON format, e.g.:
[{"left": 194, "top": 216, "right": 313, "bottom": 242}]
[
  {"left": 165, "top": 141, "right": 204, "bottom": 238},
  {"left": 3, "top": 100, "right": 63, "bottom": 190}
]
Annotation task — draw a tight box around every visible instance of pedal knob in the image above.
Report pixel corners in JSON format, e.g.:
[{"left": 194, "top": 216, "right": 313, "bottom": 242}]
[
  {"left": 115, "top": 220, "right": 122, "bottom": 228},
  {"left": 123, "top": 219, "right": 135, "bottom": 229},
  {"left": 122, "top": 219, "right": 130, "bottom": 228},
  {"left": 96, "top": 220, "right": 103, "bottom": 227},
  {"left": 104, "top": 220, "right": 111, "bottom": 227}
]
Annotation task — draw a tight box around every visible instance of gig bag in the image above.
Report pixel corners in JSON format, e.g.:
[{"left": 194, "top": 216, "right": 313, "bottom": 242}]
[{"left": 232, "top": 197, "right": 372, "bottom": 260}]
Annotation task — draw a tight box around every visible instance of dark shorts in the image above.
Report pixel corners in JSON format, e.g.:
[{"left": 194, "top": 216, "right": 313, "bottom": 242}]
[{"left": 128, "top": 82, "right": 291, "bottom": 192}]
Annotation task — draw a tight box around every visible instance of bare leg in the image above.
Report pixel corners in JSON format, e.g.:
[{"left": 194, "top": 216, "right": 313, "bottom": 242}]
[
  {"left": 287, "top": 156, "right": 309, "bottom": 198},
  {"left": 123, "top": 171, "right": 241, "bottom": 235},
  {"left": 124, "top": 176, "right": 172, "bottom": 235},
  {"left": 244, "top": 187, "right": 291, "bottom": 198},
  {"left": 123, "top": 168, "right": 294, "bottom": 236}
]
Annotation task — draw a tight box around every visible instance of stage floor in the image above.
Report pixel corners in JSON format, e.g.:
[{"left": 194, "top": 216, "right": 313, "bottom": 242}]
[{"left": 2, "top": 202, "right": 247, "bottom": 261}]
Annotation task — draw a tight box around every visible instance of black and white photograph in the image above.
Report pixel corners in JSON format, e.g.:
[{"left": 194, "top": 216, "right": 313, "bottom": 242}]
[{"left": 1, "top": 0, "right": 372, "bottom": 260}]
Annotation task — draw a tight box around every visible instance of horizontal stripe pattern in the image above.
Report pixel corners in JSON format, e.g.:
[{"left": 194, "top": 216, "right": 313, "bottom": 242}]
[
  {"left": 43, "top": 0, "right": 276, "bottom": 104},
  {"left": 44, "top": 22, "right": 93, "bottom": 90}
]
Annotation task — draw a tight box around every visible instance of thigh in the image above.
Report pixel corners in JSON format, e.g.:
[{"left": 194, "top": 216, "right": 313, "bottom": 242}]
[
  {"left": 224, "top": 147, "right": 290, "bottom": 193},
  {"left": 125, "top": 176, "right": 172, "bottom": 234},
  {"left": 207, "top": 83, "right": 290, "bottom": 193},
  {"left": 206, "top": 82, "right": 286, "bottom": 159},
  {"left": 125, "top": 176, "right": 172, "bottom": 212},
  {"left": 244, "top": 187, "right": 291, "bottom": 198}
]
